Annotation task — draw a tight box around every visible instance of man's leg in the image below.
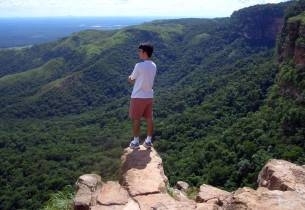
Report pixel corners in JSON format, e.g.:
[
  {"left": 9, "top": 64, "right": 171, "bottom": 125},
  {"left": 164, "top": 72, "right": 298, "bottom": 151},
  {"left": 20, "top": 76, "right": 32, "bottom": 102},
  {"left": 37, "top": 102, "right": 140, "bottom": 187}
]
[
  {"left": 129, "top": 118, "right": 141, "bottom": 149},
  {"left": 132, "top": 119, "right": 141, "bottom": 138},
  {"left": 129, "top": 98, "right": 142, "bottom": 149},
  {"left": 143, "top": 99, "right": 153, "bottom": 148},
  {"left": 146, "top": 118, "right": 153, "bottom": 137},
  {"left": 143, "top": 117, "right": 153, "bottom": 148}
]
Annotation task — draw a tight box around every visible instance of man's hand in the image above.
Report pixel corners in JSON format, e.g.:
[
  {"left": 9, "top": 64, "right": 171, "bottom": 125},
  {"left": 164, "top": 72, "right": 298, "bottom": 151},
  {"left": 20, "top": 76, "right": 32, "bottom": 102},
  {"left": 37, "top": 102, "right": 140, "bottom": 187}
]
[{"left": 128, "top": 76, "right": 135, "bottom": 84}]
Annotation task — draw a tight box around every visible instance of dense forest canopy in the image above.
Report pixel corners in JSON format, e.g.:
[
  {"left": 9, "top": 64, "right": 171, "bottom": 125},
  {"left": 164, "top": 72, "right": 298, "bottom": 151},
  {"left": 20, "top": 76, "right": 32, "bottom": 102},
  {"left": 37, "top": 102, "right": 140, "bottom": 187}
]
[{"left": 1, "top": 1, "right": 304, "bottom": 209}]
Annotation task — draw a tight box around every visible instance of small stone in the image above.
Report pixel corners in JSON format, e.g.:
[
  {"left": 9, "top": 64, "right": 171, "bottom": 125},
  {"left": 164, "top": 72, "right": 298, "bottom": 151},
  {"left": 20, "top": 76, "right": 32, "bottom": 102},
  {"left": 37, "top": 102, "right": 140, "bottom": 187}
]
[{"left": 176, "top": 181, "right": 189, "bottom": 192}]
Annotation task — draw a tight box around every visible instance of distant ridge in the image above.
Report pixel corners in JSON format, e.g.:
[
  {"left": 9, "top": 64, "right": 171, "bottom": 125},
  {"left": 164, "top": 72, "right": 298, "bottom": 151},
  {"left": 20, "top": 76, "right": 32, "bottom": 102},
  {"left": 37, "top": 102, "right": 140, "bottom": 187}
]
[{"left": 0, "top": 17, "right": 157, "bottom": 48}]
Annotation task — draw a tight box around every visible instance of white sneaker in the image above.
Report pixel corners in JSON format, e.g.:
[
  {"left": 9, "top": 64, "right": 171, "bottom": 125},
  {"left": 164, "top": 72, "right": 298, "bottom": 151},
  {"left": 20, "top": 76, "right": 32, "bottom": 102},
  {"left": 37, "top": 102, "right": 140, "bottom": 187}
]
[
  {"left": 143, "top": 140, "right": 153, "bottom": 148},
  {"left": 129, "top": 140, "right": 140, "bottom": 149}
]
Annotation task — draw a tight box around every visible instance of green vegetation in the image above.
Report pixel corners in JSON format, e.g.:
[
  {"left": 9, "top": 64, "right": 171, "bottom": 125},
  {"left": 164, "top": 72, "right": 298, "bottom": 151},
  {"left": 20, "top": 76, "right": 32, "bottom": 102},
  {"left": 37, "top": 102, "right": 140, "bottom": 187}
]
[
  {"left": 42, "top": 185, "right": 74, "bottom": 210},
  {"left": 1, "top": 1, "right": 305, "bottom": 210},
  {"left": 288, "top": 11, "right": 305, "bottom": 23}
]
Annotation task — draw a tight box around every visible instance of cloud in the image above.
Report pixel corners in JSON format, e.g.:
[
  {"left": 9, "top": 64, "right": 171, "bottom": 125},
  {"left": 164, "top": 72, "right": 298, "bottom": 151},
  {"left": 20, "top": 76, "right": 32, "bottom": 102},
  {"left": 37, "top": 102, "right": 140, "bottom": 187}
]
[
  {"left": 0, "top": 0, "right": 290, "bottom": 17},
  {"left": 238, "top": 0, "right": 284, "bottom": 3}
]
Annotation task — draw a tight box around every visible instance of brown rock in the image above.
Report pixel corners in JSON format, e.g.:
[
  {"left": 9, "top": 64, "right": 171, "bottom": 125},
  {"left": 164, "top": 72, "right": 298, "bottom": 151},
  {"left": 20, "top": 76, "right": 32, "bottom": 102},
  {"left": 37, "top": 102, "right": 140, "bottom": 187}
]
[
  {"left": 196, "top": 203, "right": 222, "bottom": 210},
  {"left": 74, "top": 149, "right": 305, "bottom": 210},
  {"left": 90, "top": 205, "right": 124, "bottom": 210},
  {"left": 294, "top": 22, "right": 305, "bottom": 65},
  {"left": 258, "top": 159, "right": 305, "bottom": 197},
  {"left": 224, "top": 187, "right": 305, "bottom": 210},
  {"left": 123, "top": 198, "right": 141, "bottom": 210},
  {"left": 176, "top": 181, "right": 189, "bottom": 192},
  {"left": 74, "top": 174, "right": 102, "bottom": 210},
  {"left": 97, "top": 181, "right": 129, "bottom": 205},
  {"left": 91, "top": 198, "right": 140, "bottom": 210},
  {"left": 76, "top": 174, "right": 102, "bottom": 191},
  {"left": 171, "top": 188, "right": 191, "bottom": 202},
  {"left": 134, "top": 193, "right": 196, "bottom": 210},
  {"left": 120, "top": 146, "right": 168, "bottom": 196},
  {"left": 196, "top": 184, "right": 230, "bottom": 205},
  {"left": 279, "top": 15, "right": 305, "bottom": 66}
]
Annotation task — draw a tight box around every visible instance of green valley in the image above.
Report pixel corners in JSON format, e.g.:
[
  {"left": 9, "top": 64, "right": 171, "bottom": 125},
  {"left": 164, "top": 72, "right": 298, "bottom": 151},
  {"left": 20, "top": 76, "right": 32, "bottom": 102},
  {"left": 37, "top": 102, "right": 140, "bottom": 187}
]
[{"left": 1, "top": 1, "right": 305, "bottom": 209}]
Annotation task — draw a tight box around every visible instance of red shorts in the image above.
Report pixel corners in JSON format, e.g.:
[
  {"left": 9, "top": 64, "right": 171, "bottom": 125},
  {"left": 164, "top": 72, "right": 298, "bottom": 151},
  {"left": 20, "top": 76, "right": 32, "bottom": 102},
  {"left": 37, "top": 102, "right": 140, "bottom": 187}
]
[{"left": 129, "top": 98, "right": 153, "bottom": 120}]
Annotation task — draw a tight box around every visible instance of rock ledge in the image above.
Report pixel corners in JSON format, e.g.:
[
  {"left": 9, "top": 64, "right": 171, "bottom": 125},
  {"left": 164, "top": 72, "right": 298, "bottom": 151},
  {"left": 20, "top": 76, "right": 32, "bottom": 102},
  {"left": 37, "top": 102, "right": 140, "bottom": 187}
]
[{"left": 74, "top": 147, "right": 305, "bottom": 210}]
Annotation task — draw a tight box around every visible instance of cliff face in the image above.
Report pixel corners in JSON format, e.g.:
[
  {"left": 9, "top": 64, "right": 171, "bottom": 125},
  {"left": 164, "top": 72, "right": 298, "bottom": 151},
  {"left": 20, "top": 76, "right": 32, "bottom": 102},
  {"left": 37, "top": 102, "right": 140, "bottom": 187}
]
[
  {"left": 230, "top": 3, "right": 288, "bottom": 46},
  {"left": 73, "top": 147, "right": 305, "bottom": 210},
  {"left": 279, "top": 13, "right": 305, "bottom": 65},
  {"left": 276, "top": 12, "right": 305, "bottom": 104}
]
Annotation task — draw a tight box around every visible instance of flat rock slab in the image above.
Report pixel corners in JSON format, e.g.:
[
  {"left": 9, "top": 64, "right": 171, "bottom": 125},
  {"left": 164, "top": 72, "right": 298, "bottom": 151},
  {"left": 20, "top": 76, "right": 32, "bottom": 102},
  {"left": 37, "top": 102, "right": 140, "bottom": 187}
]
[
  {"left": 196, "top": 184, "right": 230, "bottom": 203},
  {"left": 91, "top": 198, "right": 140, "bottom": 210},
  {"left": 97, "top": 181, "right": 129, "bottom": 205},
  {"left": 121, "top": 146, "right": 168, "bottom": 196},
  {"left": 134, "top": 193, "right": 197, "bottom": 210}
]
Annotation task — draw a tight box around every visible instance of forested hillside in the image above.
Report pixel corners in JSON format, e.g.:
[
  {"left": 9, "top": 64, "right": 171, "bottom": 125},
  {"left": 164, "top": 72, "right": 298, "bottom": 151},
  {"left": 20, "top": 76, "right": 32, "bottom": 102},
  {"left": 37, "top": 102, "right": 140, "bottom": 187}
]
[
  {"left": 1, "top": 1, "right": 304, "bottom": 209},
  {"left": 158, "top": 0, "right": 305, "bottom": 190}
]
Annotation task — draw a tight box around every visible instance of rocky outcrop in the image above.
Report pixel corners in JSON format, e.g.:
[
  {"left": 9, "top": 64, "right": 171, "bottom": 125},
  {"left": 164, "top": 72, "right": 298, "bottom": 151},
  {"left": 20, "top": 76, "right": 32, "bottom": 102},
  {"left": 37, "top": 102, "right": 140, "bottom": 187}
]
[
  {"left": 277, "top": 12, "right": 305, "bottom": 102},
  {"left": 222, "top": 159, "right": 305, "bottom": 210},
  {"left": 224, "top": 187, "right": 305, "bottom": 210},
  {"left": 74, "top": 148, "right": 305, "bottom": 210},
  {"left": 120, "top": 146, "right": 168, "bottom": 196},
  {"left": 196, "top": 184, "right": 230, "bottom": 205},
  {"left": 74, "top": 174, "right": 102, "bottom": 209},
  {"left": 74, "top": 146, "right": 203, "bottom": 210},
  {"left": 258, "top": 159, "right": 305, "bottom": 195},
  {"left": 278, "top": 14, "right": 305, "bottom": 66}
]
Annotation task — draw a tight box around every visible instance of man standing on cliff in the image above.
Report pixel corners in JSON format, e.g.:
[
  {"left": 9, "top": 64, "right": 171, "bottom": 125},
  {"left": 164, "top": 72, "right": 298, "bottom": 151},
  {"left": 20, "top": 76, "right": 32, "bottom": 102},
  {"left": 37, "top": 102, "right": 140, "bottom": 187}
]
[{"left": 128, "top": 43, "right": 157, "bottom": 149}]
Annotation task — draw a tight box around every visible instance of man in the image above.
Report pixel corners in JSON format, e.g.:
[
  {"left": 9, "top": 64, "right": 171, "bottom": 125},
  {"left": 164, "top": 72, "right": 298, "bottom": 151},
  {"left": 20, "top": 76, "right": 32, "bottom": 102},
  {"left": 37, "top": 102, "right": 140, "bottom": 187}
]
[{"left": 128, "top": 43, "right": 157, "bottom": 149}]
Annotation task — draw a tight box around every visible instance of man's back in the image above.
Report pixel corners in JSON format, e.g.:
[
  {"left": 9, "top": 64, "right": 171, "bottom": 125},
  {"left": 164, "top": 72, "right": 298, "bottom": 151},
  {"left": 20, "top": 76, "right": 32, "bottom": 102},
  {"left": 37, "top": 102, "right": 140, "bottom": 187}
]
[{"left": 130, "top": 60, "right": 156, "bottom": 98}]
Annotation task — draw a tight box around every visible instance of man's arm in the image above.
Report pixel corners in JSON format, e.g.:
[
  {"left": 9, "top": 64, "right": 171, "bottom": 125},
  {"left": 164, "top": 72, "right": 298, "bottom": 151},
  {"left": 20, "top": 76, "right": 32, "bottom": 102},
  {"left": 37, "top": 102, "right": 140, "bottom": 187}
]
[
  {"left": 128, "top": 76, "right": 135, "bottom": 84},
  {"left": 129, "top": 64, "right": 138, "bottom": 84}
]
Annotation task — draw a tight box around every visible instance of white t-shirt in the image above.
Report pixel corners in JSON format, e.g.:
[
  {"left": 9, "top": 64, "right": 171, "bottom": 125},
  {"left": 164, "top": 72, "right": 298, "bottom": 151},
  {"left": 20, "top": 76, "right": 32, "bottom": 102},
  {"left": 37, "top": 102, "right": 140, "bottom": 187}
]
[{"left": 129, "top": 60, "right": 157, "bottom": 98}]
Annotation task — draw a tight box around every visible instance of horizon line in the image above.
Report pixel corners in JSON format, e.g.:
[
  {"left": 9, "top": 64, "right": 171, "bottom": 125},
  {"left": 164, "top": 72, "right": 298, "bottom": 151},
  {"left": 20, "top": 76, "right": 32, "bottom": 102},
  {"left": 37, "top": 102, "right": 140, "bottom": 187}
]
[{"left": 0, "top": 15, "right": 225, "bottom": 19}]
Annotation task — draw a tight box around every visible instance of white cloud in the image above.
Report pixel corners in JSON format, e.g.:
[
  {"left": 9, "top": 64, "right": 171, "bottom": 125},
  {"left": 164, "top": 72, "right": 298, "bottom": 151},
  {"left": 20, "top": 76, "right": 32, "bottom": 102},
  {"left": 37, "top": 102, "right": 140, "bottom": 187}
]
[{"left": 0, "top": 0, "right": 290, "bottom": 17}]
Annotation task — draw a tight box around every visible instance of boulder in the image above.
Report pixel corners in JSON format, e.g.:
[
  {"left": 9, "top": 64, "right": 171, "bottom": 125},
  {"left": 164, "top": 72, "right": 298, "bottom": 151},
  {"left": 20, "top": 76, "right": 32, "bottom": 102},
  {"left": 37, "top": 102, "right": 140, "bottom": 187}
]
[
  {"left": 258, "top": 159, "right": 305, "bottom": 198},
  {"left": 171, "top": 188, "right": 192, "bottom": 202},
  {"left": 74, "top": 174, "right": 102, "bottom": 210},
  {"left": 176, "top": 181, "right": 190, "bottom": 192},
  {"left": 196, "top": 184, "right": 230, "bottom": 206},
  {"left": 97, "top": 181, "right": 129, "bottom": 205},
  {"left": 223, "top": 187, "right": 305, "bottom": 210}
]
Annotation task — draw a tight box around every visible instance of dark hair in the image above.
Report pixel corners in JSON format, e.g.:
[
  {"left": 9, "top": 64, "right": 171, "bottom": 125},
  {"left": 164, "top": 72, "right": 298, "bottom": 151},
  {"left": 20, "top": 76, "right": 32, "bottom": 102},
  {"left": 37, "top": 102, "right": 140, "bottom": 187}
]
[{"left": 138, "top": 42, "right": 154, "bottom": 57}]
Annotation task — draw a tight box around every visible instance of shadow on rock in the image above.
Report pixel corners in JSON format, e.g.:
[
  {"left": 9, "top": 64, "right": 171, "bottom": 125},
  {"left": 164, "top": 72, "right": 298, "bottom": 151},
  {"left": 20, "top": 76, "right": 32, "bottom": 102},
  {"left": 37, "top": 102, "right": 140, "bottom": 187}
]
[{"left": 121, "top": 147, "right": 152, "bottom": 171}]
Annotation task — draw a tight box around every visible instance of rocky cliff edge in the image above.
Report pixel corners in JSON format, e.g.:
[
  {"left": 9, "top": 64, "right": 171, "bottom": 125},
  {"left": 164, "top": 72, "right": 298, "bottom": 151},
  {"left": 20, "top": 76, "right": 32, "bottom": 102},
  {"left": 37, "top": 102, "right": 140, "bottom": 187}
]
[{"left": 73, "top": 146, "right": 305, "bottom": 210}]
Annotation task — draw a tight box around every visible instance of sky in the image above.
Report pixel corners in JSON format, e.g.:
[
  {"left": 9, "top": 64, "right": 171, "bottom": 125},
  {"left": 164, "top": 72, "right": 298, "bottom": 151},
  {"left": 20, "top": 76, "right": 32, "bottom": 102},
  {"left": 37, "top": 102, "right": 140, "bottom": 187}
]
[{"left": 0, "top": 0, "right": 290, "bottom": 18}]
